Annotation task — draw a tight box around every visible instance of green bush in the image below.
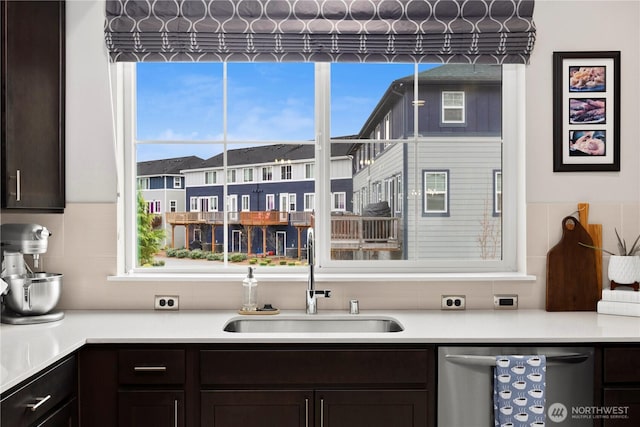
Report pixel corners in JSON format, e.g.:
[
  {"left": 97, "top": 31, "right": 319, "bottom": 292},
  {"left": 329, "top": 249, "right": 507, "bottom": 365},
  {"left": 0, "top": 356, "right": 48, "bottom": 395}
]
[
  {"left": 229, "top": 253, "right": 247, "bottom": 263},
  {"left": 175, "top": 249, "right": 190, "bottom": 258},
  {"left": 189, "top": 249, "right": 205, "bottom": 259},
  {"left": 166, "top": 248, "right": 177, "bottom": 257},
  {"left": 206, "top": 252, "right": 223, "bottom": 261},
  {"left": 279, "top": 260, "right": 287, "bottom": 265}
]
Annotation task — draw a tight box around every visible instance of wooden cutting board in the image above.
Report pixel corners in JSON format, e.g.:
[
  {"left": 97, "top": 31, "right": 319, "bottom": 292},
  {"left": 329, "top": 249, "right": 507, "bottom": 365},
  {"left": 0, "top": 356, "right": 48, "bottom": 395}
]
[
  {"left": 546, "top": 216, "right": 599, "bottom": 311},
  {"left": 578, "top": 202, "right": 603, "bottom": 293}
]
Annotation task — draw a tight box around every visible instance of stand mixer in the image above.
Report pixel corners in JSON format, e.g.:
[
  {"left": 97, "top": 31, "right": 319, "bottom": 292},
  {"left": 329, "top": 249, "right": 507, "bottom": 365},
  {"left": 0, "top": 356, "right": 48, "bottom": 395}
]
[{"left": 1, "top": 223, "right": 64, "bottom": 324}]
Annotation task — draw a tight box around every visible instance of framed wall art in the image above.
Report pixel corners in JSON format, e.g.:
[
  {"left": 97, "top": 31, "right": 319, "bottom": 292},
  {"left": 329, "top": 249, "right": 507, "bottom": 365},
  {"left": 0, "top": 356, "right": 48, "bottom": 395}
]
[{"left": 553, "top": 51, "right": 620, "bottom": 172}]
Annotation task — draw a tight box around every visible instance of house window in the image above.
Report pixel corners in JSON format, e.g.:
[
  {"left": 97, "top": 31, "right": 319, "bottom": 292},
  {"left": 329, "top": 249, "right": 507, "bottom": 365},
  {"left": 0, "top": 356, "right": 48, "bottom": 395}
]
[
  {"left": 243, "top": 168, "right": 254, "bottom": 183},
  {"left": 241, "top": 195, "right": 250, "bottom": 212},
  {"left": 147, "top": 200, "right": 161, "bottom": 213},
  {"left": 266, "top": 194, "right": 275, "bottom": 211},
  {"left": 442, "top": 91, "right": 465, "bottom": 123},
  {"left": 304, "top": 193, "right": 315, "bottom": 211},
  {"left": 262, "top": 166, "right": 273, "bottom": 182},
  {"left": 170, "top": 200, "right": 177, "bottom": 212},
  {"left": 138, "top": 177, "right": 150, "bottom": 190},
  {"left": 280, "top": 164, "right": 292, "bottom": 180},
  {"left": 205, "top": 171, "right": 217, "bottom": 185},
  {"left": 122, "top": 62, "right": 524, "bottom": 275},
  {"left": 332, "top": 192, "right": 346, "bottom": 212},
  {"left": 209, "top": 196, "right": 219, "bottom": 212},
  {"left": 423, "top": 171, "right": 449, "bottom": 215},
  {"left": 305, "top": 163, "right": 314, "bottom": 179},
  {"left": 173, "top": 177, "right": 181, "bottom": 188},
  {"left": 494, "top": 170, "right": 502, "bottom": 215}
]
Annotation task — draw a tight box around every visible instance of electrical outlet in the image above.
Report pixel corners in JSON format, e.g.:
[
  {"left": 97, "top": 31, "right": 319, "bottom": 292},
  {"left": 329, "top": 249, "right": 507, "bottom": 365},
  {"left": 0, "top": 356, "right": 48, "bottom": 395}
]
[
  {"left": 494, "top": 294, "right": 518, "bottom": 310},
  {"left": 154, "top": 295, "right": 179, "bottom": 310},
  {"left": 441, "top": 295, "right": 466, "bottom": 310}
]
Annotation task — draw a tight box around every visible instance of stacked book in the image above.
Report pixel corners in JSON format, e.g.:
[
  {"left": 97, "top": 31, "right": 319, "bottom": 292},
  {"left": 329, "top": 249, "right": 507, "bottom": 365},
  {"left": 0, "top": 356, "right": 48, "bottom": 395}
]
[{"left": 598, "top": 287, "right": 640, "bottom": 317}]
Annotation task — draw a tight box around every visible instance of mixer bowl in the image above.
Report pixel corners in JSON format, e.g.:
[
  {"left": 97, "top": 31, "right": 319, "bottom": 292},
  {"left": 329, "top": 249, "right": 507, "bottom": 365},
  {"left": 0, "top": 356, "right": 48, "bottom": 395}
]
[{"left": 2, "top": 273, "right": 63, "bottom": 315}]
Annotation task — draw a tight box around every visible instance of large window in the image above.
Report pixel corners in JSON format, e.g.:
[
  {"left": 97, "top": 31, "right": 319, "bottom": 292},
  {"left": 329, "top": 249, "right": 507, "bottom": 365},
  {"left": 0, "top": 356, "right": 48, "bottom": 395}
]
[{"left": 121, "top": 62, "right": 525, "bottom": 276}]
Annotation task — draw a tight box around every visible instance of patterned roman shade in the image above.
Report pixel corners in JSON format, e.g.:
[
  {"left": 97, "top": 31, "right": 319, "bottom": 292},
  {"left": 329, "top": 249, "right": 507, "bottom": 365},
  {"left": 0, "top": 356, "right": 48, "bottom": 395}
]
[{"left": 105, "top": 0, "right": 536, "bottom": 64}]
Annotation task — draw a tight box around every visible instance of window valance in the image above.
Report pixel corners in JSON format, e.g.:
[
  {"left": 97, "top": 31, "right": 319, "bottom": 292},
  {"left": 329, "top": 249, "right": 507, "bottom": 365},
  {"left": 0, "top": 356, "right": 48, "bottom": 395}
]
[{"left": 105, "top": 0, "right": 536, "bottom": 64}]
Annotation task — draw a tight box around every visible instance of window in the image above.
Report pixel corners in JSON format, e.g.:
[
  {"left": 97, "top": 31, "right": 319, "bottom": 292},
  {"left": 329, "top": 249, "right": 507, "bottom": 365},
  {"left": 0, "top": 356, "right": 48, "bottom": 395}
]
[
  {"left": 280, "top": 164, "right": 292, "bottom": 180},
  {"left": 442, "top": 91, "right": 465, "bottom": 123},
  {"left": 205, "top": 171, "right": 217, "bottom": 185},
  {"left": 147, "top": 200, "right": 161, "bottom": 214},
  {"left": 122, "top": 62, "right": 524, "bottom": 275},
  {"left": 170, "top": 200, "right": 177, "bottom": 212},
  {"left": 304, "top": 193, "right": 315, "bottom": 212},
  {"left": 138, "top": 177, "right": 150, "bottom": 190},
  {"left": 173, "top": 177, "right": 181, "bottom": 188},
  {"left": 332, "top": 192, "right": 346, "bottom": 212},
  {"left": 243, "top": 168, "right": 254, "bottom": 183},
  {"left": 494, "top": 170, "right": 502, "bottom": 215},
  {"left": 423, "top": 171, "right": 449, "bottom": 215},
  {"left": 262, "top": 166, "right": 273, "bottom": 182},
  {"left": 241, "top": 195, "right": 250, "bottom": 212},
  {"left": 266, "top": 194, "right": 275, "bottom": 211}
]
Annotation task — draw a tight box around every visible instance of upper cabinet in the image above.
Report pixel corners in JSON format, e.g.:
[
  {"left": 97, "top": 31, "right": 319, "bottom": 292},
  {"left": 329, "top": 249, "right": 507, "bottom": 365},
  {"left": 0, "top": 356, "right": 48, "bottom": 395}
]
[{"left": 1, "top": 0, "right": 65, "bottom": 212}]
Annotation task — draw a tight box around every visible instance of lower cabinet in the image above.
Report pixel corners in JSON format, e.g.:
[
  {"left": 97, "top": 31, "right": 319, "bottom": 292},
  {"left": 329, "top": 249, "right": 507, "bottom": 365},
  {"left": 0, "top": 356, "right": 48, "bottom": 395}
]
[
  {"left": 119, "top": 390, "right": 185, "bottom": 427},
  {"left": 600, "top": 346, "right": 640, "bottom": 427}
]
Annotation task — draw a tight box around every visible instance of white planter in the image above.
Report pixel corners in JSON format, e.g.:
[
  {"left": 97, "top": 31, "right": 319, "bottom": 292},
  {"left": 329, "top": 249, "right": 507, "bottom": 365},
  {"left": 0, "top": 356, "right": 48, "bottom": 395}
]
[{"left": 608, "top": 255, "right": 640, "bottom": 285}]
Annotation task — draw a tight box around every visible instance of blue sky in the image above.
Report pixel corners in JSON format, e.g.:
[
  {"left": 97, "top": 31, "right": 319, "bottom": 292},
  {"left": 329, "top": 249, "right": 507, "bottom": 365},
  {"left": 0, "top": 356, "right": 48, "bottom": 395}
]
[{"left": 136, "top": 63, "right": 433, "bottom": 161}]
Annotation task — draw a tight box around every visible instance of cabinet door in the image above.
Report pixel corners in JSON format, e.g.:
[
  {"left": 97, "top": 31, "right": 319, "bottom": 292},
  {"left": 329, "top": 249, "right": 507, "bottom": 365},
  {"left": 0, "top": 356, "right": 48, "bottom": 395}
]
[
  {"left": 35, "top": 398, "right": 77, "bottom": 427},
  {"left": 318, "top": 390, "right": 428, "bottom": 427},
  {"left": 118, "top": 390, "right": 184, "bottom": 427},
  {"left": 603, "top": 388, "right": 640, "bottom": 427},
  {"left": 1, "top": 0, "right": 65, "bottom": 211},
  {"left": 201, "top": 390, "right": 313, "bottom": 427}
]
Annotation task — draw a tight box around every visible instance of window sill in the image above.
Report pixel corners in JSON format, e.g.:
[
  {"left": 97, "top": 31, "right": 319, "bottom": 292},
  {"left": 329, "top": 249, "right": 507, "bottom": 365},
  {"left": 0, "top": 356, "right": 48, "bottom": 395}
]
[{"left": 107, "top": 272, "right": 536, "bottom": 283}]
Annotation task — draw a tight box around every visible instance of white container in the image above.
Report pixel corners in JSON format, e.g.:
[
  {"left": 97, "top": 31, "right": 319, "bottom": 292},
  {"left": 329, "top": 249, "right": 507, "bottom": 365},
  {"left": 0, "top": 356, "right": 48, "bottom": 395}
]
[{"left": 608, "top": 255, "right": 640, "bottom": 285}]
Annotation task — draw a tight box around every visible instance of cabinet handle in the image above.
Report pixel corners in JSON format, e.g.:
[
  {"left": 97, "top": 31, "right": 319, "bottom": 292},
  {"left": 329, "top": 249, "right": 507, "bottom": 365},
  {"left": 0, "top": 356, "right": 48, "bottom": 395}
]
[
  {"left": 320, "top": 398, "right": 325, "bottom": 427},
  {"left": 174, "top": 399, "right": 178, "bottom": 427},
  {"left": 133, "top": 366, "right": 167, "bottom": 372},
  {"left": 16, "top": 169, "right": 21, "bottom": 202},
  {"left": 27, "top": 395, "right": 51, "bottom": 412},
  {"left": 304, "top": 398, "right": 309, "bottom": 427}
]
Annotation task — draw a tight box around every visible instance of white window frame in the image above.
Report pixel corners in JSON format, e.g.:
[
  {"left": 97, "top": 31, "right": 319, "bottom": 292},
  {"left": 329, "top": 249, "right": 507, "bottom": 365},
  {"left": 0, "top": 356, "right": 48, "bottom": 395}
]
[
  {"left": 241, "top": 194, "right": 250, "bottom": 212},
  {"left": 115, "top": 63, "right": 527, "bottom": 279},
  {"left": 494, "top": 170, "right": 502, "bottom": 215},
  {"left": 227, "top": 169, "right": 236, "bottom": 183},
  {"left": 331, "top": 192, "right": 346, "bottom": 212},
  {"left": 189, "top": 197, "right": 199, "bottom": 212},
  {"left": 261, "top": 166, "right": 273, "bottom": 182},
  {"left": 280, "top": 164, "right": 292, "bottom": 180},
  {"left": 170, "top": 200, "right": 177, "bottom": 212},
  {"left": 423, "top": 171, "right": 449, "bottom": 215},
  {"left": 209, "top": 196, "right": 219, "bottom": 212},
  {"left": 243, "top": 168, "right": 254, "bottom": 183},
  {"left": 305, "top": 163, "right": 314, "bottom": 179},
  {"left": 138, "top": 177, "right": 150, "bottom": 190},
  {"left": 205, "top": 170, "right": 217, "bottom": 184},
  {"left": 266, "top": 194, "right": 275, "bottom": 211},
  {"left": 173, "top": 176, "right": 181, "bottom": 188},
  {"left": 304, "top": 193, "right": 315, "bottom": 212},
  {"left": 442, "top": 90, "right": 465, "bottom": 124}
]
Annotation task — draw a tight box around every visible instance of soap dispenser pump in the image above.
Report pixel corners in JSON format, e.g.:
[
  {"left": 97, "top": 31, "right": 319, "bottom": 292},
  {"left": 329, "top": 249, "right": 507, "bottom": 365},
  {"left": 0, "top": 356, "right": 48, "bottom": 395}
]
[{"left": 242, "top": 267, "right": 258, "bottom": 311}]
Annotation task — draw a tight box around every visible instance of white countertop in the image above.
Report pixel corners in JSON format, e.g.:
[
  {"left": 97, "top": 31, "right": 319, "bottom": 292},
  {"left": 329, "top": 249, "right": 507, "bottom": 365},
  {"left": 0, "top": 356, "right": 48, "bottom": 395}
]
[{"left": 2, "top": 309, "right": 639, "bottom": 394}]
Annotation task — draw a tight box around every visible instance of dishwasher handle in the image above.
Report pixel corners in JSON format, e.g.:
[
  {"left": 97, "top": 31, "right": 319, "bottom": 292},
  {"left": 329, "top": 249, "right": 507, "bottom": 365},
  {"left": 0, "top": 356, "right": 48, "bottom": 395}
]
[{"left": 444, "top": 353, "right": 589, "bottom": 367}]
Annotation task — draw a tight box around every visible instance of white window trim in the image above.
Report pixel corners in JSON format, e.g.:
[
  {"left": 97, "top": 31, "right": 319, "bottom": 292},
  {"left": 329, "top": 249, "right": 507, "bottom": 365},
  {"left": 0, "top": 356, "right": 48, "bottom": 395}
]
[
  {"left": 112, "top": 62, "right": 531, "bottom": 281},
  {"left": 241, "top": 194, "right": 250, "bottom": 212},
  {"left": 304, "top": 193, "right": 315, "bottom": 211},
  {"left": 423, "top": 170, "right": 449, "bottom": 215},
  {"left": 441, "top": 90, "right": 465, "bottom": 124},
  {"left": 173, "top": 176, "right": 181, "bottom": 188}
]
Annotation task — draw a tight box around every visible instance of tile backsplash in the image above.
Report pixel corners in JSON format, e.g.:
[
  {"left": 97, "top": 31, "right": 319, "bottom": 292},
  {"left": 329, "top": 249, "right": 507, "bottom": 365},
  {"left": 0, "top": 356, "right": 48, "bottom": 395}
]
[{"left": 2, "top": 201, "right": 639, "bottom": 310}]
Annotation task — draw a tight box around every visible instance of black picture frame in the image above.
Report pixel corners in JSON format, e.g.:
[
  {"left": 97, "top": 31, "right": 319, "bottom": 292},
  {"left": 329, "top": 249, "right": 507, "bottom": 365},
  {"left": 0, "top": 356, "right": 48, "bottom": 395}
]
[{"left": 553, "top": 51, "right": 620, "bottom": 172}]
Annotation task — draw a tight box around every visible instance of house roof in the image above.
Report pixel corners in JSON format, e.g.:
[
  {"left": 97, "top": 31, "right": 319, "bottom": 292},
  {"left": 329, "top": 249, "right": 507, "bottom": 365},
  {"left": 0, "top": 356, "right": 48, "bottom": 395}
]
[
  {"left": 137, "top": 155, "right": 204, "bottom": 176},
  {"left": 197, "top": 143, "right": 352, "bottom": 169}
]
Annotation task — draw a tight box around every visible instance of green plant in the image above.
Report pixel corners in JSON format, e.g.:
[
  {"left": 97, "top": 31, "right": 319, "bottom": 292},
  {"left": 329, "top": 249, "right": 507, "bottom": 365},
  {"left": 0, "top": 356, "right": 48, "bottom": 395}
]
[
  {"left": 166, "top": 248, "right": 177, "bottom": 257},
  {"left": 206, "top": 252, "right": 223, "bottom": 261},
  {"left": 137, "top": 191, "right": 165, "bottom": 266},
  {"left": 580, "top": 229, "right": 640, "bottom": 256},
  {"left": 175, "top": 249, "right": 190, "bottom": 258}
]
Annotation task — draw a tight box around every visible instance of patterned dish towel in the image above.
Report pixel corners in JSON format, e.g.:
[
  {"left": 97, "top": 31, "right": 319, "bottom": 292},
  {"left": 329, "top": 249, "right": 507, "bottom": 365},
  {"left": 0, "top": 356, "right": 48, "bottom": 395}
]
[{"left": 494, "top": 355, "right": 546, "bottom": 427}]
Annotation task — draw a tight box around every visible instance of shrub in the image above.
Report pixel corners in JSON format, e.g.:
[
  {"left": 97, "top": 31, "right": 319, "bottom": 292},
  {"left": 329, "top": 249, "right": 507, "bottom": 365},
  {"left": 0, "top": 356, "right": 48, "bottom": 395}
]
[
  {"left": 189, "top": 249, "right": 205, "bottom": 259},
  {"left": 175, "top": 249, "right": 190, "bottom": 258}
]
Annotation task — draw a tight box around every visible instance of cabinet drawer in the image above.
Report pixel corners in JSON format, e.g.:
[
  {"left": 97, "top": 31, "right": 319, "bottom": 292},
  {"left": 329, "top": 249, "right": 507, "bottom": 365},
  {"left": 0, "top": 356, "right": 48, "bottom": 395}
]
[
  {"left": 1, "top": 355, "right": 76, "bottom": 427},
  {"left": 118, "top": 350, "right": 185, "bottom": 385},
  {"left": 201, "top": 348, "right": 429, "bottom": 387},
  {"left": 604, "top": 348, "right": 640, "bottom": 383}
]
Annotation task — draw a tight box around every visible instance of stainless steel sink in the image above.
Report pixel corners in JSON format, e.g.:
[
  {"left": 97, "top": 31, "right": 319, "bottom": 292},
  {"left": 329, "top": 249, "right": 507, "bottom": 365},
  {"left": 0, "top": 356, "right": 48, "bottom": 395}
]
[{"left": 223, "top": 316, "right": 404, "bottom": 333}]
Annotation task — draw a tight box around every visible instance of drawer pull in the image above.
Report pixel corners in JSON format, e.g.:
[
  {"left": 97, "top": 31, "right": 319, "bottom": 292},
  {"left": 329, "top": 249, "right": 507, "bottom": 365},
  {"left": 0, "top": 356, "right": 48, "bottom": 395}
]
[
  {"left": 27, "top": 395, "right": 51, "bottom": 412},
  {"left": 133, "top": 366, "right": 167, "bottom": 372}
]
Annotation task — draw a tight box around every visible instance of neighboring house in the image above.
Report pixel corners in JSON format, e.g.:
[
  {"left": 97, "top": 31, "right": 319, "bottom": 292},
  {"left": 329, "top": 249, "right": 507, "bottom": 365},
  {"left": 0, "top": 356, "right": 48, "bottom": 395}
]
[
  {"left": 349, "top": 64, "right": 503, "bottom": 260},
  {"left": 137, "top": 156, "right": 204, "bottom": 248},
  {"left": 173, "top": 144, "right": 353, "bottom": 257}
]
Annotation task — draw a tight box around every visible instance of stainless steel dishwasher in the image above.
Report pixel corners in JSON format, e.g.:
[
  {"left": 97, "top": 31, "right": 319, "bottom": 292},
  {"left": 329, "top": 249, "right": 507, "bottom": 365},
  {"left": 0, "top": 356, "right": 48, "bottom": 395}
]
[{"left": 438, "top": 346, "right": 594, "bottom": 427}]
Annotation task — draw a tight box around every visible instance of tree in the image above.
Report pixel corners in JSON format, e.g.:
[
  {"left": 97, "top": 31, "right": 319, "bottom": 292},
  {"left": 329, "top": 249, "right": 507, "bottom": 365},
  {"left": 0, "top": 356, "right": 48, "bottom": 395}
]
[{"left": 137, "top": 191, "right": 165, "bottom": 266}]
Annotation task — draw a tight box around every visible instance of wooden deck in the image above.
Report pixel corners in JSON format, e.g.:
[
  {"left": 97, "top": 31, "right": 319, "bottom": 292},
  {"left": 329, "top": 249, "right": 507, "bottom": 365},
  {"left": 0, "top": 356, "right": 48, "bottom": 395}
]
[{"left": 165, "top": 211, "right": 400, "bottom": 253}]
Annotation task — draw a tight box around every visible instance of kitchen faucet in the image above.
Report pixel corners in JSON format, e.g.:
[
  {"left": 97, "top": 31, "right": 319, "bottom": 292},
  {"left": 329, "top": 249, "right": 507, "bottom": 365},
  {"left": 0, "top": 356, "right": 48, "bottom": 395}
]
[{"left": 305, "top": 228, "right": 330, "bottom": 314}]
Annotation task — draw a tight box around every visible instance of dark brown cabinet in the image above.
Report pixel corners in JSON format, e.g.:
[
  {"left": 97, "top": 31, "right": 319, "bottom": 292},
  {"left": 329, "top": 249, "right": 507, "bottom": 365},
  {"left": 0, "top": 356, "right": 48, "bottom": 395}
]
[
  {"left": 0, "top": 355, "right": 77, "bottom": 427},
  {"left": 1, "top": 0, "right": 65, "bottom": 212},
  {"left": 600, "top": 346, "right": 640, "bottom": 426},
  {"left": 119, "top": 390, "right": 185, "bottom": 427}
]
